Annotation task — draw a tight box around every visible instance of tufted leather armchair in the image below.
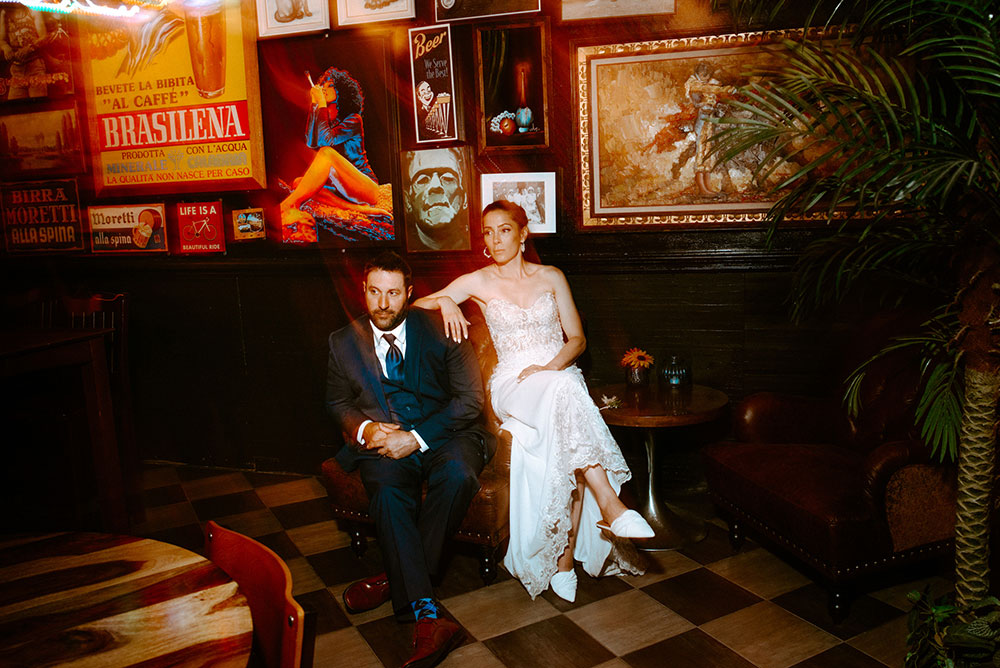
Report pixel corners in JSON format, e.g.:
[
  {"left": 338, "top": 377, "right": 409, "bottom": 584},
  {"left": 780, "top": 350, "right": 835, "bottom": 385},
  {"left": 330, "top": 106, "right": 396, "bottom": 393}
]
[
  {"left": 702, "top": 314, "right": 956, "bottom": 621},
  {"left": 319, "top": 314, "right": 512, "bottom": 584}
]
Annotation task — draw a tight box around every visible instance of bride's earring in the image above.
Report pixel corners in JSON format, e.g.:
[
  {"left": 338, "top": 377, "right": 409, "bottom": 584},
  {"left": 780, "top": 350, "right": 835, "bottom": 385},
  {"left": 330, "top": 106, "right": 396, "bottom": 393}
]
[
  {"left": 483, "top": 247, "right": 491, "bottom": 259},
  {"left": 520, "top": 241, "right": 526, "bottom": 253}
]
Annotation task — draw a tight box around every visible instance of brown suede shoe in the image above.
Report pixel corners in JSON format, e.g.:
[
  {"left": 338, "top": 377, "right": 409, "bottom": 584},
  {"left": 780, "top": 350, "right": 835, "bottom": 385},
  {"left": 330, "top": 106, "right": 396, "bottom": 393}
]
[
  {"left": 342, "top": 573, "right": 391, "bottom": 613},
  {"left": 400, "top": 617, "right": 464, "bottom": 668}
]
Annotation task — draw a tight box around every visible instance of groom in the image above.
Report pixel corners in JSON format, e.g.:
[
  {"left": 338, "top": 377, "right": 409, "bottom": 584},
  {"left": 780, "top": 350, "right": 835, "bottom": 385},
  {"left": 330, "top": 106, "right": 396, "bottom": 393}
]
[{"left": 326, "top": 251, "right": 494, "bottom": 668}]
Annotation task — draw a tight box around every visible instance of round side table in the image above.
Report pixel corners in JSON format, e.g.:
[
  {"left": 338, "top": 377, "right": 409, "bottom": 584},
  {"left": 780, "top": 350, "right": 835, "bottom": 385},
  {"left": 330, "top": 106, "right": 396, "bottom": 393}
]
[{"left": 595, "top": 383, "right": 729, "bottom": 551}]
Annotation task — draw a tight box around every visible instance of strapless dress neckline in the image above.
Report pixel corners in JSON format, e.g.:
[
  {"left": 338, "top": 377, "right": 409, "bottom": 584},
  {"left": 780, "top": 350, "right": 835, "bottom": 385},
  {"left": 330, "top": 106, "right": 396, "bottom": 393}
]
[{"left": 485, "top": 291, "right": 555, "bottom": 313}]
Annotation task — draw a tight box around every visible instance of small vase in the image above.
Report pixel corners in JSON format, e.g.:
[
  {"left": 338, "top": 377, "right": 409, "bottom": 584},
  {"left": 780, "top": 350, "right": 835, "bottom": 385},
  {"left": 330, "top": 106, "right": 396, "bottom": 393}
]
[
  {"left": 662, "top": 355, "right": 691, "bottom": 387},
  {"left": 515, "top": 106, "right": 533, "bottom": 133},
  {"left": 625, "top": 366, "right": 650, "bottom": 387}
]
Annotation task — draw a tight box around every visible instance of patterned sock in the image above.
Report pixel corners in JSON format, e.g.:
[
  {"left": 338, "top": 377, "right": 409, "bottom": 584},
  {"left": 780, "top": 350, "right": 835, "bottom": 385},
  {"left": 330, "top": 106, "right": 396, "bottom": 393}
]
[{"left": 410, "top": 597, "right": 439, "bottom": 621}]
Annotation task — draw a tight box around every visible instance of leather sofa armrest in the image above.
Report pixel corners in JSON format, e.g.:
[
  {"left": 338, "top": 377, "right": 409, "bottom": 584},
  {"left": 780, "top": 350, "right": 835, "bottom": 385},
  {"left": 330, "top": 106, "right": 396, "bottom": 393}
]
[
  {"left": 735, "top": 392, "right": 848, "bottom": 444},
  {"left": 860, "top": 439, "right": 926, "bottom": 514},
  {"left": 485, "top": 429, "right": 512, "bottom": 475}
]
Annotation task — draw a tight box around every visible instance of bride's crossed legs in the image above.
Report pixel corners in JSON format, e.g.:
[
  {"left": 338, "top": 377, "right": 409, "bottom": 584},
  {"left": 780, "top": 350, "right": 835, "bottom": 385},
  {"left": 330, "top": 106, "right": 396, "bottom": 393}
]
[{"left": 556, "top": 464, "right": 631, "bottom": 574}]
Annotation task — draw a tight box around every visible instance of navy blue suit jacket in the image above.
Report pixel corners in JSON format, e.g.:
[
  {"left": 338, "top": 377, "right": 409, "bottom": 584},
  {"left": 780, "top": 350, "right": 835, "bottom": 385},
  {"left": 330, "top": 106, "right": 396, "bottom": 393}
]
[{"left": 326, "top": 307, "right": 495, "bottom": 471}]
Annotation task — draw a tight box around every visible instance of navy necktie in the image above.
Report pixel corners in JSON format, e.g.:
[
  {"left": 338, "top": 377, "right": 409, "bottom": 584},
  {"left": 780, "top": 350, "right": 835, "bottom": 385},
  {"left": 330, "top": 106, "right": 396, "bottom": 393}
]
[{"left": 383, "top": 333, "right": 404, "bottom": 382}]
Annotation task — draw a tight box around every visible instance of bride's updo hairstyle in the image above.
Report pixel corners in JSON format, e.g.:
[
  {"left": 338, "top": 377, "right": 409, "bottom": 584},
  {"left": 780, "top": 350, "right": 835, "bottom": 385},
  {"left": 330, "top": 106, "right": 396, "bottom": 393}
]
[{"left": 482, "top": 199, "right": 529, "bottom": 232}]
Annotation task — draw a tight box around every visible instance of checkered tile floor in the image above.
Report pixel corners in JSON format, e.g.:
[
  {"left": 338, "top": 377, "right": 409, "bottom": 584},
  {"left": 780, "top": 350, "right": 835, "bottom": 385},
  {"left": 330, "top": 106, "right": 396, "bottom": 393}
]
[{"left": 136, "top": 462, "right": 953, "bottom": 668}]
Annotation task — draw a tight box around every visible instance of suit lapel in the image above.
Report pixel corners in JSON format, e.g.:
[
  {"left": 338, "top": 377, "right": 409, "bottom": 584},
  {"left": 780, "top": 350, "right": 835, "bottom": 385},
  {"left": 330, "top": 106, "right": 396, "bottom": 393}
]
[
  {"left": 403, "top": 311, "right": 423, "bottom": 391},
  {"left": 352, "top": 318, "right": 390, "bottom": 417}
]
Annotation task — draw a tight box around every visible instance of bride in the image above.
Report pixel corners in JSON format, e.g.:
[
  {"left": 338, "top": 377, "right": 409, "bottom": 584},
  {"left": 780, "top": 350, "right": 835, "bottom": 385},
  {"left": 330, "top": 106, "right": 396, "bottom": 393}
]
[{"left": 413, "top": 200, "right": 652, "bottom": 602}]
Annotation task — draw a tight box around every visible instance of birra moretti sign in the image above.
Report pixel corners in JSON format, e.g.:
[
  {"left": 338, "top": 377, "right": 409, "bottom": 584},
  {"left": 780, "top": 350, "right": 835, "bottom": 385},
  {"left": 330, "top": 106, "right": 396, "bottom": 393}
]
[{"left": 1, "top": 179, "right": 84, "bottom": 253}]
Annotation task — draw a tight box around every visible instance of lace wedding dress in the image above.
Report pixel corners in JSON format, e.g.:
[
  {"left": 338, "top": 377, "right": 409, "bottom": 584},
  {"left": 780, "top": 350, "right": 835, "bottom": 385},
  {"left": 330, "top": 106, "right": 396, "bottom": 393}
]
[{"left": 485, "top": 291, "right": 641, "bottom": 598}]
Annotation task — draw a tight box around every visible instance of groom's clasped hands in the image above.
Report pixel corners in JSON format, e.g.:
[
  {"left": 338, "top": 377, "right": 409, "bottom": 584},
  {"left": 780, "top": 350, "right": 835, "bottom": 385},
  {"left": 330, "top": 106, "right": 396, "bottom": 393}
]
[{"left": 362, "top": 421, "right": 419, "bottom": 459}]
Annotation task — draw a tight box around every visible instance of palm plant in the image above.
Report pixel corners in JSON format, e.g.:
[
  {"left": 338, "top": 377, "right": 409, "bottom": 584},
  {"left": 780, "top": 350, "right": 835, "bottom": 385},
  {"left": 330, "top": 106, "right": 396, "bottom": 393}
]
[{"left": 710, "top": 0, "right": 1000, "bottom": 608}]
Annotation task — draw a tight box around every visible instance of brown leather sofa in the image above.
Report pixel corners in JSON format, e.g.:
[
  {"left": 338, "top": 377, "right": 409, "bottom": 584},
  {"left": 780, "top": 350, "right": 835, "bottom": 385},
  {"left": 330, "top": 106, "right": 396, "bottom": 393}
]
[
  {"left": 703, "top": 315, "right": 956, "bottom": 621},
  {"left": 319, "top": 315, "right": 512, "bottom": 584}
]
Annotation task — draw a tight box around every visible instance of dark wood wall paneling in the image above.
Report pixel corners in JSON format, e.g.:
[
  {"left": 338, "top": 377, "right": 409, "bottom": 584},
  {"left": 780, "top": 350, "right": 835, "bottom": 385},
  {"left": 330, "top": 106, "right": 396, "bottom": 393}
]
[{"left": 0, "top": 2, "right": 848, "bottom": 474}]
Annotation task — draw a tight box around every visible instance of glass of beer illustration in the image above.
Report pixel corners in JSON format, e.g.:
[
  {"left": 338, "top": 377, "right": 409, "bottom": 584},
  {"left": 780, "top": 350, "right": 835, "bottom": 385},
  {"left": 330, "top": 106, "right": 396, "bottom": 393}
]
[{"left": 184, "top": 0, "right": 226, "bottom": 99}]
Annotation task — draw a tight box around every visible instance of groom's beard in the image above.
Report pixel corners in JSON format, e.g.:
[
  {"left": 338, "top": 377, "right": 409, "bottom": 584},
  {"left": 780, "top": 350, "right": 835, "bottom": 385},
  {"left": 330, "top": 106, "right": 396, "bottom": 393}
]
[{"left": 370, "top": 304, "right": 408, "bottom": 331}]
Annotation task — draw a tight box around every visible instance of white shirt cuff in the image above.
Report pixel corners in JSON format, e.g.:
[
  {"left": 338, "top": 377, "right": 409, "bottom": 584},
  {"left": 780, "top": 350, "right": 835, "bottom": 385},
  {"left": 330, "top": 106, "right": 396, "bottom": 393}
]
[
  {"left": 412, "top": 430, "right": 429, "bottom": 453},
  {"left": 356, "top": 420, "right": 372, "bottom": 445}
]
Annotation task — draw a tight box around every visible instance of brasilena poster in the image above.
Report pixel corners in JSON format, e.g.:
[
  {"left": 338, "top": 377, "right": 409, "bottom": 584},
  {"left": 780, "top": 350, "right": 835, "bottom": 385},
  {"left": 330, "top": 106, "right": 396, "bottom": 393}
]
[
  {"left": 78, "top": 0, "right": 265, "bottom": 195},
  {"left": 2, "top": 179, "right": 83, "bottom": 253},
  {"left": 176, "top": 200, "right": 224, "bottom": 253},
  {"left": 88, "top": 203, "right": 168, "bottom": 253},
  {"left": 409, "top": 24, "right": 457, "bottom": 144}
]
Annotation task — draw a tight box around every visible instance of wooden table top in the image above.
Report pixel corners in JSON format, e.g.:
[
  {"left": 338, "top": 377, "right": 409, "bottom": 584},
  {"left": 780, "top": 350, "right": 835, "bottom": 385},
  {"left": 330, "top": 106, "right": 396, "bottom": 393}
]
[
  {"left": 0, "top": 532, "right": 253, "bottom": 667},
  {"left": 593, "top": 383, "right": 730, "bottom": 428}
]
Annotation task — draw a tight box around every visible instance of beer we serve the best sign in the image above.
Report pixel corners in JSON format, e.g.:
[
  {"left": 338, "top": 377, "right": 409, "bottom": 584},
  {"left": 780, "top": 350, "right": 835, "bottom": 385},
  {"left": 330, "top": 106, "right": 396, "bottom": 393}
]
[{"left": 79, "top": 0, "right": 265, "bottom": 195}]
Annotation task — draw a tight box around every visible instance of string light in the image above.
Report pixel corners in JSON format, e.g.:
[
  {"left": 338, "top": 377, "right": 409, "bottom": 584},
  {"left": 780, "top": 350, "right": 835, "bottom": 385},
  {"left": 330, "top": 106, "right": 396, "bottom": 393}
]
[{"left": 0, "top": 0, "right": 174, "bottom": 18}]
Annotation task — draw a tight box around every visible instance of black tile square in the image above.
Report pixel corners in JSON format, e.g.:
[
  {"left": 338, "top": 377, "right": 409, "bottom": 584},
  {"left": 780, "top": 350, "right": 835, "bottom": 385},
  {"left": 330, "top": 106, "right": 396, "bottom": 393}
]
[
  {"left": 643, "top": 568, "right": 761, "bottom": 625},
  {"left": 432, "top": 545, "right": 511, "bottom": 601},
  {"left": 191, "top": 491, "right": 265, "bottom": 521},
  {"left": 254, "top": 531, "right": 302, "bottom": 561},
  {"left": 176, "top": 466, "right": 234, "bottom": 482},
  {"left": 270, "top": 498, "right": 335, "bottom": 530},
  {"left": 623, "top": 629, "right": 756, "bottom": 668},
  {"left": 244, "top": 471, "right": 309, "bottom": 488},
  {"left": 294, "top": 587, "right": 351, "bottom": 635},
  {"left": 141, "top": 484, "right": 187, "bottom": 508},
  {"left": 788, "top": 644, "right": 888, "bottom": 668},
  {"left": 679, "top": 522, "right": 756, "bottom": 566},
  {"left": 306, "top": 547, "right": 385, "bottom": 587},
  {"left": 484, "top": 616, "right": 614, "bottom": 668},
  {"left": 357, "top": 606, "right": 468, "bottom": 668},
  {"left": 773, "top": 584, "right": 904, "bottom": 640},
  {"left": 144, "top": 523, "right": 206, "bottom": 554}
]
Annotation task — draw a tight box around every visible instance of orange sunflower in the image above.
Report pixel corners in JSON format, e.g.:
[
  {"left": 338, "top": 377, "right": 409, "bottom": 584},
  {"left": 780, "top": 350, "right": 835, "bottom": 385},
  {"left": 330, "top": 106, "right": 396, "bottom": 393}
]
[{"left": 620, "top": 348, "right": 654, "bottom": 370}]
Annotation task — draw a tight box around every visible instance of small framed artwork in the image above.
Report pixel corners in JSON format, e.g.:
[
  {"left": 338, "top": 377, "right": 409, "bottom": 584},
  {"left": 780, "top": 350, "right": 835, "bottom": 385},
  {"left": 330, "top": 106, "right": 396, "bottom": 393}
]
[
  {"left": 0, "top": 106, "right": 85, "bottom": 180},
  {"left": 577, "top": 31, "right": 805, "bottom": 229},
  {"left": 475, "top": 18, "right": 550, "bottom": 154},
  {"left": 409, "top": 24, "right": 459, "bottom": 144},
  {"left": 232, "top": 207, "right": 266, "bottom": 240},
  {"left": 336, "top": 0, "right": 415, "bottom": 26},
  {"left": 562, "top": 0, "right": 674, "bottom": 22},
  {"left": 481, "top": 172, "right": 556, "bottom": 235},
  {"left": 435, "top": 0, "right": 539, "bottom": 23},
  {"left": 257, "top": 0, "right": 330, "bottom": 38},
  {"left": 401, "top": 146, "right": 472, "bottom": 252},
  {"left": 0, "top": 7, "right": 74, "bottom": 103}
]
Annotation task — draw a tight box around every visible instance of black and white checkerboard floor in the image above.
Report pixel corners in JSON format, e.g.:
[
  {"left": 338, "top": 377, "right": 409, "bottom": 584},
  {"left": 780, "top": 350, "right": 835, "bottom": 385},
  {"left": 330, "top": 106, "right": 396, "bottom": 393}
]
[{"left": 136, "top": 462, "right": 951, "bottom": 668}]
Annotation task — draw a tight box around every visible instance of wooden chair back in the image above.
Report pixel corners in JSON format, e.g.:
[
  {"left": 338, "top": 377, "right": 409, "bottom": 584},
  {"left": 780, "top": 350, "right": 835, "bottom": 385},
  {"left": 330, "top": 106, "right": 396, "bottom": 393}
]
[{"left": 205, "top": 521, "right": 312, "bottom": 668}]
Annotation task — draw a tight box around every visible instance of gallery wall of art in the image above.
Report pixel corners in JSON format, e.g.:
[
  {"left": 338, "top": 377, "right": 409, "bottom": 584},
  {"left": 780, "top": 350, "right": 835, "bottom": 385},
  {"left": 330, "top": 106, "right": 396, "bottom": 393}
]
[{"left": 0, "top": 0, "right": 845, "bottom": 472}]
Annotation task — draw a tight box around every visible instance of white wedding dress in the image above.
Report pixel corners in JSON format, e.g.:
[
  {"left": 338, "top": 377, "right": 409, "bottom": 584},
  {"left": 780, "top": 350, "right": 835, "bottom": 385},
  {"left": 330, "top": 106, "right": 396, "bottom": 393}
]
[{"left": 485, "top": 291, "right": 642, "bottom": 598}]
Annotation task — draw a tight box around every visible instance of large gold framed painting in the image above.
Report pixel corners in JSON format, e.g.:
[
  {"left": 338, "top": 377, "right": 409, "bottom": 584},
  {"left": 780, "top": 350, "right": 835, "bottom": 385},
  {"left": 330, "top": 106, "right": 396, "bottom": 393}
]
[
  {"left": 80, "top": 0, "right": 265, "bottom": 195},
  {"left": 577, "top": 31, "right": 802, "bottom": 229}
]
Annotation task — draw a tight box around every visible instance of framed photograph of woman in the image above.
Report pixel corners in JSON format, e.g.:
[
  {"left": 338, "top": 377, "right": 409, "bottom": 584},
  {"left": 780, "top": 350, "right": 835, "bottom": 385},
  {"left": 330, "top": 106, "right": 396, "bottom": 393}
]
[
  {"left": 480, "top": 171, "right": 556, "bottom": 235},
  {"left": 335, "top": 0, "right": 415, "bottom": 25},
  {"left": 474, "top": 18, "right": 550, "bottom": 154},
  {"left": 256, "top": 0, "right": 330, "bottom": 38}
]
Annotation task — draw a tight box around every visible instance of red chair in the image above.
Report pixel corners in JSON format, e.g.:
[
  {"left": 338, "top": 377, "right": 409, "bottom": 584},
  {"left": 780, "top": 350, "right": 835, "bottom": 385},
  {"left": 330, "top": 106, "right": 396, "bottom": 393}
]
[{"left": 205, "top": 521, "right": 315, "bottom": 668}]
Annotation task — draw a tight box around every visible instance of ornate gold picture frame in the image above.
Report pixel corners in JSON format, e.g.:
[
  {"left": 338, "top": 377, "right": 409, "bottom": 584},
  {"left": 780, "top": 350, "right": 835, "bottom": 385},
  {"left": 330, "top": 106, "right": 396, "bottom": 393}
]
[{"left": 577, "top": 31, "right": 801, "bottom": 230}]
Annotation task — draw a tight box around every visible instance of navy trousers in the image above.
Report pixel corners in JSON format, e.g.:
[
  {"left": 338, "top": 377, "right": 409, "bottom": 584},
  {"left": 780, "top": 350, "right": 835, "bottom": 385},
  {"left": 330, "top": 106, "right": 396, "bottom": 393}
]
[{"left": 357, "top": 433, "right": 484, "bottom": 617}]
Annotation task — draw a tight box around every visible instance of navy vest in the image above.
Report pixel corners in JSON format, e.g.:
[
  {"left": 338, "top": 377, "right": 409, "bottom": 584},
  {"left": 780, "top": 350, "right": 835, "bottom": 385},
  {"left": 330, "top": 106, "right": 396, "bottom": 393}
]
[{"left": 382, "top": 374, "right": 422, "bottom": 430}]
